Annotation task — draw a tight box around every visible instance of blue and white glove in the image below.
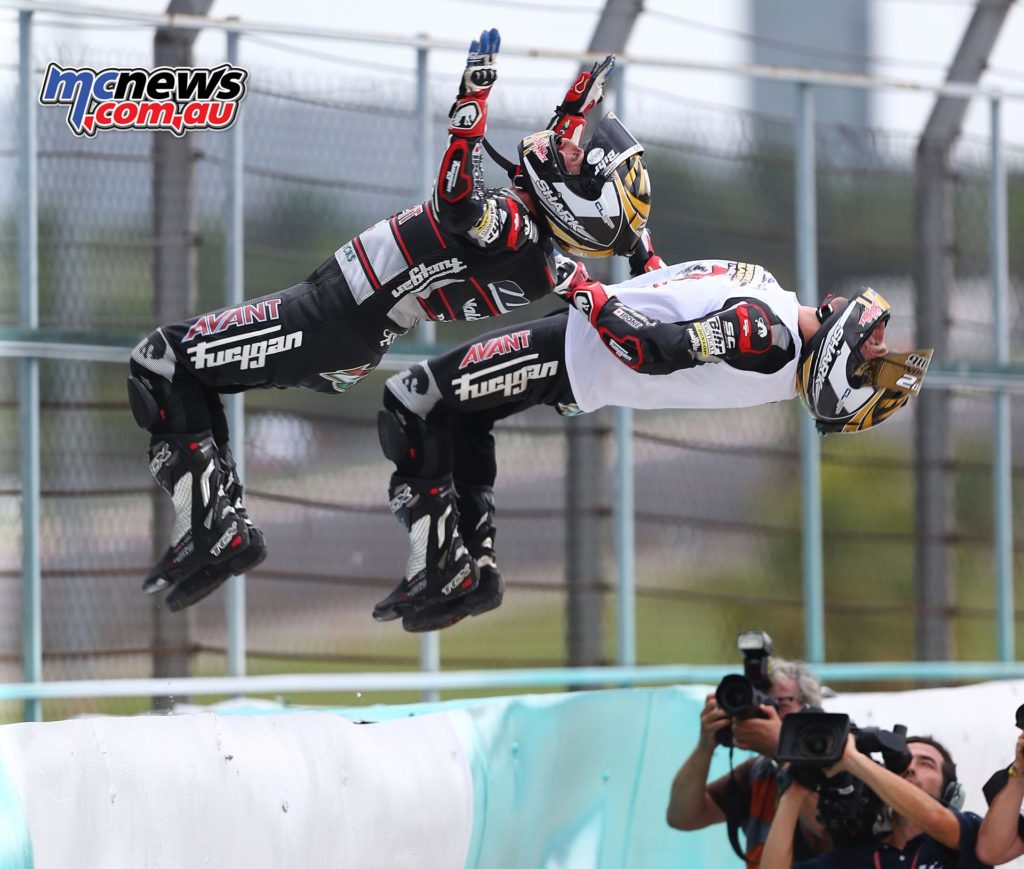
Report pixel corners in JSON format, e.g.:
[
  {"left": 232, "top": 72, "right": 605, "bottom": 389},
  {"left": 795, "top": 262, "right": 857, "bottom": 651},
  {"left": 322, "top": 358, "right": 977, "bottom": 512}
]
[
  {"left": 450, "top": 28, "right": 500, "bottom": 138},
  {"left": 459, "top": 28, "right": 500, "bottom": 98}
]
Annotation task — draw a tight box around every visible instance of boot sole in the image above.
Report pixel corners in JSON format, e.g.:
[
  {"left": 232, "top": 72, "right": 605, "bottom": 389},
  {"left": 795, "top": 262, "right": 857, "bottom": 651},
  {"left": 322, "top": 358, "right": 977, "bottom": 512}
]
[
  {"left": 372, "top": 605, "right": 403, "bottom": 623},
  {"left": 143, "top": 524, "right": 254, "bottom": 596},
  {"left": 372, "top": 562, "right": 480, "bottom": 623},
  {"left": 401, "top": 571, "right": 503, "bottom": 633},
  {"left": 165, "top": 528, "right": 267, "bottom": 612}
]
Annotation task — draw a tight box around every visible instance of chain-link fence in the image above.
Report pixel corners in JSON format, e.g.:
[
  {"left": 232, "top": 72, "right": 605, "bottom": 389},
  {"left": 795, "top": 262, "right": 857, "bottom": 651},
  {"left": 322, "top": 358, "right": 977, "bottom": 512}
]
[{"left": 2, "top": 10, "right": 1024, "bottom": 721}]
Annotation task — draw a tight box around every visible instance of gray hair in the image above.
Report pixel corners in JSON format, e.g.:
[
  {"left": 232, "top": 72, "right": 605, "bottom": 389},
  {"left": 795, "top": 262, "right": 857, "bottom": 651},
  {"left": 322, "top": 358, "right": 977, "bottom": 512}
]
[{"left": 770, "top": 657, "right": 823, "bottom": 708}]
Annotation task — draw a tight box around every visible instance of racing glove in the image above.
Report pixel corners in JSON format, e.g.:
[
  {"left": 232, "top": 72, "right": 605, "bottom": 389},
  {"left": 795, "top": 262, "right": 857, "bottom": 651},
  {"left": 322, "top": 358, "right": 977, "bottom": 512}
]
[
  {"left": 628, "top": 227, "right": 667, "bottom": 276},
  {"left": 680, "top": 301, "right": 787, "bottom": 368},
  {"left": 549, "top": 54, "right": 615, "bottom": 141},
  {"left": 553, "top": 255, "right": 697, "bottom": 375},
  {"left": 449, "top": 28, "right": 500, "bottom": 139}
]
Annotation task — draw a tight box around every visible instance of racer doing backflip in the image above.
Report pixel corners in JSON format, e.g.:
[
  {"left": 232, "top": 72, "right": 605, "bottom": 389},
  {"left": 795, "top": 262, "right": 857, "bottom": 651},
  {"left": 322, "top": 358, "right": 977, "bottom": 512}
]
[
  {"left": 127, "top": 29, "right": 656, "bottom": 612},
  {"left": 376, "top": 252, "right": 932, "bottom": 632}
]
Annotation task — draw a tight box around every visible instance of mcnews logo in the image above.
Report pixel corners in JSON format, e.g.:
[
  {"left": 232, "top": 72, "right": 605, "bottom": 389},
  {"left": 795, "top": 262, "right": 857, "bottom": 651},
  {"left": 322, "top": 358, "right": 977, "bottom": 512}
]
[{"left": 38, "top": 63, "right": 248, "bottom": 137}]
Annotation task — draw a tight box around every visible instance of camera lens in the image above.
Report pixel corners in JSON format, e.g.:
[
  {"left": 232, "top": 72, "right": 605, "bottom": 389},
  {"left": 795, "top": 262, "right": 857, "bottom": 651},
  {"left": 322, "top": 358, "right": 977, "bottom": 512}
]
[
  {"left": 798, "top": 727, "right": 835, "bottom": 758},
  {"left": 716, "top": 675, "right": 754, "bottom": 715}
]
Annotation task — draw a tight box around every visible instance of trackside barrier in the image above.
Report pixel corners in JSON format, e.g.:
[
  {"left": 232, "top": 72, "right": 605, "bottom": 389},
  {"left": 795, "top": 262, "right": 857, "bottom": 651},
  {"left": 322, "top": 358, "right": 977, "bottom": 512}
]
[{"left": 2, "top": 682, "right": 1024, "bottom": 868}]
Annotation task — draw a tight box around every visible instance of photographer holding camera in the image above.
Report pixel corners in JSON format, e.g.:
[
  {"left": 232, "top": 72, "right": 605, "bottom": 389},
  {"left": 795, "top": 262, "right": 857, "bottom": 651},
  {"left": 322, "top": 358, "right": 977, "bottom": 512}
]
[
  {"left": 975, "top": 707, "right": 1024, "bottom": 865},
  {"left": 761, "top": 730, "right": 988, "bottom": 868},
  {"left": 666, "top": 633, "right": 828, "bottom": 866}
]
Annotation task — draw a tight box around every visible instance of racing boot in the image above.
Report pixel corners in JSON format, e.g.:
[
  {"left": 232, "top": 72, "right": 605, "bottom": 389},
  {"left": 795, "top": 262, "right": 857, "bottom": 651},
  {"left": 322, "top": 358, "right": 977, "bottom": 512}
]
[
  {"left": 163, "top": 444, "right": 268, "bottom": 612},
  {"left": 403, "top": 483, "right": 504, "bottom": 633},
  {"left": 143, "top": 433, "right": 258, "bottom": 611},
  {"left": 372, "top": 474, "right": 478, "bottom": 625}
]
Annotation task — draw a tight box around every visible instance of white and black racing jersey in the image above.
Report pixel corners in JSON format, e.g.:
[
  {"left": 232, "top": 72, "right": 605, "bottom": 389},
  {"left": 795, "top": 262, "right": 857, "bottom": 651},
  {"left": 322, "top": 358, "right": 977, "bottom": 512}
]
[{"left": 564, "top": 260, "right": 803, "bottom": 412}]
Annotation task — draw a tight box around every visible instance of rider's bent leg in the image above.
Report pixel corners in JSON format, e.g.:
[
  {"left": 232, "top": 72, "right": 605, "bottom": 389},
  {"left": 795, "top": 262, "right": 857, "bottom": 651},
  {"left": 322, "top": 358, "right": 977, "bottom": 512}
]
[
  {"left": 371, "top": 473, "right": 478, "bottom": 622},
  {"left": 373, "top": 376, "right": 477, "bottom": 622},
  {"left": 401, "top": 482, "right": 504, "bottom": 633},
  {"left": 128, "top": 329, "right": 265, "bottom": 610}
]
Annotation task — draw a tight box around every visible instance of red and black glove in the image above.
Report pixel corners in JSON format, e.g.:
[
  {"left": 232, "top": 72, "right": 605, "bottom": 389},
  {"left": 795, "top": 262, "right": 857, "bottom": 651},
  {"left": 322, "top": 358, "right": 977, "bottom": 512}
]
[
  {"left": 553, "top": 255, "right": 697, "bottom": 374},
  {"left": 628, "top": 227, "right": 667, "bottom": 276},
  {"left": 549, "top": 54, "right": 615, "bottom": 141},
  {"left": 448, "top": 28, "right": 500, "bottom": 139}
]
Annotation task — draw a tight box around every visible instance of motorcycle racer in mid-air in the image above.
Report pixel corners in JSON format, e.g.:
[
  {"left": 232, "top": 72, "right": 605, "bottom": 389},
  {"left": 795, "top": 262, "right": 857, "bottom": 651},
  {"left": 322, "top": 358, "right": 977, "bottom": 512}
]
[{"left": 127, "top": 28, "right": 659, "bottom": 612}]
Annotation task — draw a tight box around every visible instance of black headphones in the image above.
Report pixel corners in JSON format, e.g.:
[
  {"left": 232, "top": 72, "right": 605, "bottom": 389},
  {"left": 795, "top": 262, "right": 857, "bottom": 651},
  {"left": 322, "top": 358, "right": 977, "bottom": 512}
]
[{"left": 941, "top": 778, "right": 966, "bottom": 811}]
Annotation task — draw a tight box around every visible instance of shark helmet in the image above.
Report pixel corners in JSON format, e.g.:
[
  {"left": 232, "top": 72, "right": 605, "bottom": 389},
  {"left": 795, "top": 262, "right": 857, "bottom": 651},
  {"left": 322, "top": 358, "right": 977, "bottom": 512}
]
[
  {"left": 797, "top": 288, "right": 927, "bottom": 434},
  {"left": 516, "top": 112, "right": 651, "bottom": 257}
]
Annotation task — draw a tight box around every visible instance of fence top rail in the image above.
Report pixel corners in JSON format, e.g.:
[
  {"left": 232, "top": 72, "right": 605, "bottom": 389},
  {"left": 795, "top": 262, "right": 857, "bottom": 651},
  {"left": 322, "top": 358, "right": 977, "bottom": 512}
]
[
  {"left": 3, "top": 0, "right": 1024, "bottom": 103},
  {"left": 3, "top": 662, "right": 1024, "bottom": 703}
]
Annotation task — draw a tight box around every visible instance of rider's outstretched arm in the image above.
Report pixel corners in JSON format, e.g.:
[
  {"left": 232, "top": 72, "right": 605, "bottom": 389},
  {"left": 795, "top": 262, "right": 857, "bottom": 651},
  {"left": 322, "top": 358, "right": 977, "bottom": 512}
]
[
  {"left": 432, "top": 29, "right": 541, "bottom": 255},
  {"left": 433, "top": 28, "right": 501, "bottom": 234},
  {"left": 553, "top": 257, "right": 792, "bottom": 376},
  {"left": 548, "top": 54, "right": 615, "bottom": 143},
  {"left": 553, "top": 256, "right": 694, "bottom": 374}
]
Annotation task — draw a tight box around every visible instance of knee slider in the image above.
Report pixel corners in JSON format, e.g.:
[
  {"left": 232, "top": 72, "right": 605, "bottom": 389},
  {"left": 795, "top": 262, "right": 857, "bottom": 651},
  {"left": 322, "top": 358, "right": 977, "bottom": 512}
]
[
  {"left": 377, "top": 407, "right": 410, "bottom": 464},
  {"left": 381, "top": 386, "right": 449, "bottom": 477},
  {"left": 129, "top": 354, "right": 208, "bottom": 434},
  {"left": 127, "top": 374, "right": 162, "bottom": 430}
]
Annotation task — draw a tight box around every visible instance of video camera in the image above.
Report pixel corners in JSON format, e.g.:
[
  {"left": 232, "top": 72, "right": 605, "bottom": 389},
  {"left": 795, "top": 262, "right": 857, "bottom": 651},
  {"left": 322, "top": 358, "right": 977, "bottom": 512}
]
[
  {"left": 714, "top": 630, "right": 777, "bottom": 748},
  {"left": 982, "top": 702, "right": 1024, "bottom": 814},
  {"left": 777, "top": 711, "right": 911, "bottom": 846}
]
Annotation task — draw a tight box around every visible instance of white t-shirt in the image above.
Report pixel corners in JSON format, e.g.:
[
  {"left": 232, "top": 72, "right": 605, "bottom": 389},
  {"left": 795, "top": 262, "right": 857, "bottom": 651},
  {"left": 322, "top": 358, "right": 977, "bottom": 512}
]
[{"left": 564, "top": 260, "right": 804, "bottom": 413}]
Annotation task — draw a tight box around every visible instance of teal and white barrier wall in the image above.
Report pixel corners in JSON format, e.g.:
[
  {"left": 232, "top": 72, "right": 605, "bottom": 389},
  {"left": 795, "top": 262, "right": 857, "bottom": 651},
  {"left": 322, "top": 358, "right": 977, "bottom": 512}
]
[{"left": 1, "top": 681, "right": 1022, "bottom": 868}]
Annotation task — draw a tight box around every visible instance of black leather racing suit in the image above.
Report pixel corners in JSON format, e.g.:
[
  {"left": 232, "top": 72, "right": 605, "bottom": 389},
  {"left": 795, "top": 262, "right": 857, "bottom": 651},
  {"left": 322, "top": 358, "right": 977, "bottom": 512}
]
[{"left": 130, "top": 83, "right": 558, "bottom": 440}]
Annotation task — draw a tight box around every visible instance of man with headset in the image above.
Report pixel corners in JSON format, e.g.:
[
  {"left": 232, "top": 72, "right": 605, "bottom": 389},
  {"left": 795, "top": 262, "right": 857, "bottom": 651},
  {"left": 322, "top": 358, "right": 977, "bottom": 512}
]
[
  {"left": 667, "top": 658, "right": 830, "bottom": 866},
  {"left": 761, "top": 732, "right": 988, "bottom": 868}
]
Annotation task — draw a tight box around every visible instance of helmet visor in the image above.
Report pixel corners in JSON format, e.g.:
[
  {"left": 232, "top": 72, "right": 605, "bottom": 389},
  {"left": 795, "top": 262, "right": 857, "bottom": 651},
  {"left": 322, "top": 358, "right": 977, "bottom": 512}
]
[
  {"left": 859, "top": 349, "right": 933, "bottom": 394},
  {"left": 804, "top": 348, "right": 933, "bottom": 434}
]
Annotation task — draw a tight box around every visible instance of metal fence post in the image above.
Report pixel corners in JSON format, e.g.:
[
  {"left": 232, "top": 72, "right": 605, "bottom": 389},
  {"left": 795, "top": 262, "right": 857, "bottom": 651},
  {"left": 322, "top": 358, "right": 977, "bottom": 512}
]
[
  {"left": 415, "top": 40, "right": 440, "bottom": 700},
  {"left": 611, "top": 65, "right": 635, "bottom": 668},
  {"left": 795, "top": 82, "right": 825, "bottom": 664},
  {"left": 415, "top": 40, "right": 436, "bottom": 349},
  {"left": 18, "top": 8, "right": 41, "bottom": 723},
  {"left": 613, "top": 406, "right": 635, "bottom": 667},
  {"left": 990, "top": 95, "right": 1014, "bottom": 662},
  {"left": 224, "top": 25, "right": 247, "bottom": 678}
]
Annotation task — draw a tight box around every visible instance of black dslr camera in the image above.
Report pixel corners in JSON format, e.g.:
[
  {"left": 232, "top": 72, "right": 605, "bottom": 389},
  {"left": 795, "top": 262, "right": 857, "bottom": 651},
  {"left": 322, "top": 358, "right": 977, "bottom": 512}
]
[
  {"left": 714, "top": 630, "right": 778, "bottom": 748},
  {"left": 777, "top": 711, "right": 911, "bottom": 846}
]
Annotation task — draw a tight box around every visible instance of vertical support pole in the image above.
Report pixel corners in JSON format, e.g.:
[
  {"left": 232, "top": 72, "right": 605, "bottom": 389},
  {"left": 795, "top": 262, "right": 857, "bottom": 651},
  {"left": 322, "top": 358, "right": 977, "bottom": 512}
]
[
  {"left": 415, "top": 42, "right": 437, "bottom": 348},
  {"left": 990, "top": 96, "right": 1014, "bottom": 662},
  {"left": 795, "top": 83, "right": 825, "bottom": 664},
  {"left": 224, "top": 26, "right": 246, "bottom": 678},
  {"left": 415, "top": 41, "right": 439, "bottom": 701},
  {"left": 611, "top": 65, "right": 635, "bottom": 667},
  {"left": 613, "top": 405, "right": 635, "bottom": 667},
  {"left": 566, "top": 411, "right": 607, "bottom": 668},
  {"left": 18, "top": 9, "right": 41, "bottom": 723}
]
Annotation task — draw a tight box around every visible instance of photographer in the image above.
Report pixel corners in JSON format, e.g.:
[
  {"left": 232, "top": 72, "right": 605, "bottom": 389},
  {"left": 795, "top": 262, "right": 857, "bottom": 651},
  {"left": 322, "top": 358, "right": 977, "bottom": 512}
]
[
  {"left": 761, "top": 733, "right": 989, "bottom": 868},
  {"left": 975, "top": 731, "right": 1024, "bottom": 864},
  {"left": 666, "top": 659, "right": 828, "bottom": 865}
]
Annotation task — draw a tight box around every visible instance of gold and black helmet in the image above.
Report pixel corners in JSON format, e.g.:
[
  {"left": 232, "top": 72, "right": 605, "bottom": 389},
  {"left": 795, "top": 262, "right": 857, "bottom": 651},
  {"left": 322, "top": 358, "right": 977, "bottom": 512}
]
[
  {"left": 797, "top": 288, "right": 931, "bottom": 434},
  {"left": 517, "top": 113, "right": 651, "bottom": 257}
]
